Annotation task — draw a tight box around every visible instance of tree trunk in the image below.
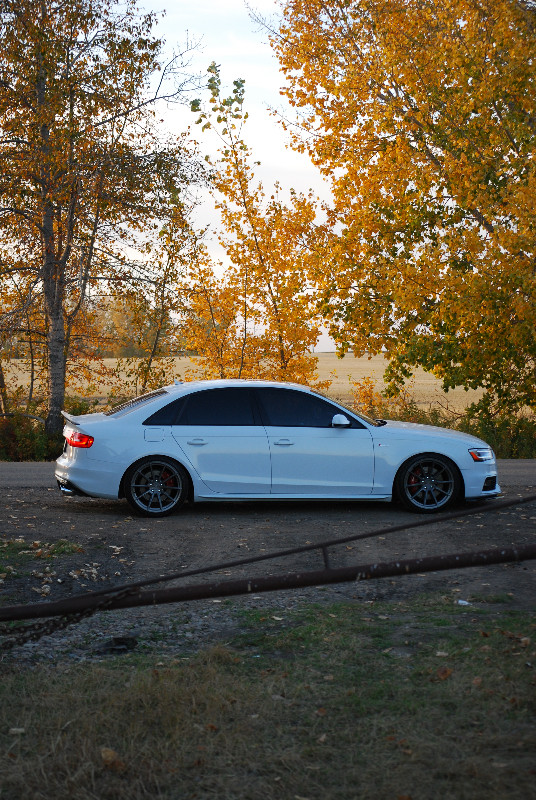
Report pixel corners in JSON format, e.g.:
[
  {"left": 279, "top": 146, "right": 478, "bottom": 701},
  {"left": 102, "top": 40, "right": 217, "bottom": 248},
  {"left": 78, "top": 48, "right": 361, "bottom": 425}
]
[
  {"left": 45, "top": 310, "right": 66, "bottom": 436},
  {"left": 42, "top": 200, "right": 66, "bottom": 437},
  {"left": 37, "top": 31, "right": 66, "bottom": 438},
  {"left": 0, "top": 359, "right": 9, "bottom": 416},
  {"left": 27, "top": 320, "right": 35, "bottom": 405}
]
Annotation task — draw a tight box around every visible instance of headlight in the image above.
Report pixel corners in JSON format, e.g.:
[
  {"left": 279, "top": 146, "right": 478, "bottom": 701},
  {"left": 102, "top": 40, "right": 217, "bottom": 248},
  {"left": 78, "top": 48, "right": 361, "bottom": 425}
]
[{"left": 468, "top": 447, "right": 494, "bottom": 462}]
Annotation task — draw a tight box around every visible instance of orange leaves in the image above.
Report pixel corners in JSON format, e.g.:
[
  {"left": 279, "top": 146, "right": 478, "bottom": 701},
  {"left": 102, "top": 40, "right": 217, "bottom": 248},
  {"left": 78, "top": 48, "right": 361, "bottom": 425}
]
[
  {"left": 0, "top": 0, "right": 200, "bottom": 431},
  {"left": 183, "top": 65, "right": 329, "bottom": 389},
  {"left": 100, "top": 746, "right": 127, "bottom": 773},
  {"left": 348, "top": 377, "right": 384, "bottom": 417},
  {"left": 273, "top": 0, "right": 536, "bottom": 414}
]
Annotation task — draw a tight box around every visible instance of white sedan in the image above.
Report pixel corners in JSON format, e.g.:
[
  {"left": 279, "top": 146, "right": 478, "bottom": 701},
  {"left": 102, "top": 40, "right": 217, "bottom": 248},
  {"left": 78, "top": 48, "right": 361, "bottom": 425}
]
[{"left": 55, "top": 379, "right": 500, "bottom": 516}]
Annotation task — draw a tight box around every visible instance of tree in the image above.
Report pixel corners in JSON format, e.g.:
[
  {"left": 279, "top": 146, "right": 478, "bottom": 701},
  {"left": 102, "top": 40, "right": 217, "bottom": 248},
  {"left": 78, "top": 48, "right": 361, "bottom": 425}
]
[
  {"left": 104, "top": 201, "right": 199, "bottom": 395},
  {"left": 179, "top": 254, "right": 266, "bottom": 379},
  {"left": 186, "top": 64, "right": 329, "bottom": 389},
  {"left": 0, "top": 0, "right": 199, "bottom": 433},
  {"left": 271, "top": 0, "right": 536, "bottom": 412}
]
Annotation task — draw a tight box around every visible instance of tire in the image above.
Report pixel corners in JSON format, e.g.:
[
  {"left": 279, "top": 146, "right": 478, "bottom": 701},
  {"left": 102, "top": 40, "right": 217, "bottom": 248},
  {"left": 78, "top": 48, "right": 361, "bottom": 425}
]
[
  {"left": 123, "top": 457, "right": 188, "bottom": 517},
  {"left": 395, "top": 453, "right": 461, "bottom": 513}
]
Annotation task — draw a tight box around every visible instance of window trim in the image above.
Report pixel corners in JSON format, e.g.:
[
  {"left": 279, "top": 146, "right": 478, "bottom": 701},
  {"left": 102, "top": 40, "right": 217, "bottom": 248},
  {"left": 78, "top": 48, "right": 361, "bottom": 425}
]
[
  {"left": 145, "top": 387, "right": 261, "bottom": 427},
  {"left": 253, "top": 387, "right": 365, "bottom": 429}
]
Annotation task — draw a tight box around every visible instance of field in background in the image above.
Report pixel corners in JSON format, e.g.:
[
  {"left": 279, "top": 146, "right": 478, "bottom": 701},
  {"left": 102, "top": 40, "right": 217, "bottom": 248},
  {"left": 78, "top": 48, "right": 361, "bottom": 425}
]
[
  {"left": 6, "top": 353, "right": 483, "bottom": 411},
  {"left": 313, "top": 353, "right": 483, "bottom": 409}
]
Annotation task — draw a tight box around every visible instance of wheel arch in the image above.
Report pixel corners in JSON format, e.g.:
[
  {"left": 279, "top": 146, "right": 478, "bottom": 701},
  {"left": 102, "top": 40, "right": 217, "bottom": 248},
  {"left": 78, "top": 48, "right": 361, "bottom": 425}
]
[
  {"left": 393, "top": 451, "right": 465, "bottom": 509},
  {"left": 119, "top": 453, "right": 194, "bottom": 502},
  {"left": 393, "top": 450, "right": 465, "bottom": 494}
]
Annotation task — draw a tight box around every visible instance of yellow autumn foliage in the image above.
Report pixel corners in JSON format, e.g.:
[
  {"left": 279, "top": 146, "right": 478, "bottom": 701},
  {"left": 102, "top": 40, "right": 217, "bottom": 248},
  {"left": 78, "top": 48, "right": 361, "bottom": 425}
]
[
  {"left": 182, "top": 65, "right": 329, "bottom": 390},
  {"left": 272, "top": 0, "right": 536, "bottom": 412}
]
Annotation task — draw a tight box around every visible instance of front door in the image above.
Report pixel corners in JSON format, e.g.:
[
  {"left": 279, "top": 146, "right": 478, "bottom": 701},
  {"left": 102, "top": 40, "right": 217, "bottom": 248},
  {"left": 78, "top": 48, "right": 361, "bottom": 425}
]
[{"left": 254, "top": 387, "right": 375, "bottom": 495}]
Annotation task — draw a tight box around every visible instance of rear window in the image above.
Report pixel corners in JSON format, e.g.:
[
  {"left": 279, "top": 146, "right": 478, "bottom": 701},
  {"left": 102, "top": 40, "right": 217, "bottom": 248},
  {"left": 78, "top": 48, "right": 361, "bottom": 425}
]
[
  {"left": 178, "top": 388, "right": 256, "bottom": 426},
  {"left": 105, "top": 389, "right": 169, "bottom": 417},
  {"left": 144, "top": 388, "right": 257, "bottom": 426},
  {"left": 144, "top": 396, "right": 187, "bottom": 425}
]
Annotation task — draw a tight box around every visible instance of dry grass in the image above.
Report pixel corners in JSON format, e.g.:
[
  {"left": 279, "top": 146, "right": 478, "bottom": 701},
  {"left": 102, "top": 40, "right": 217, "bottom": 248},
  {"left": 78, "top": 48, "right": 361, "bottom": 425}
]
[
  {"left": 1, "top": 598, "right": 534, "bottom": 799},
  {"left": 6, "top": 353, "right": 483, "bottom": 411},
  {"left": 313, "top": 352, "right": 484, "bottom": 409}
]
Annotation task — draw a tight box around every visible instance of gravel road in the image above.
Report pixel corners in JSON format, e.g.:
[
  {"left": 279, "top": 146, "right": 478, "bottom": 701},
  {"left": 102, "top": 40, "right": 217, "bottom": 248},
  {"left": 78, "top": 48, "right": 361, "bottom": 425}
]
[{"left": 1, "top": 460, "right": 534, "bottom": 665}]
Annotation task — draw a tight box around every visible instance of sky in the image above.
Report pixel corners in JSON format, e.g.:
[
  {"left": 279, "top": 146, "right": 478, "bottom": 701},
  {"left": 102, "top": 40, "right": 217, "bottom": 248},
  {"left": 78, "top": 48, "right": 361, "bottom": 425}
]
[
  {"left": 145, "top": 0, "right": 327, "bottom": 216},
  {"left": 143, "top": 0, "right": 334, "bottom": 349}
]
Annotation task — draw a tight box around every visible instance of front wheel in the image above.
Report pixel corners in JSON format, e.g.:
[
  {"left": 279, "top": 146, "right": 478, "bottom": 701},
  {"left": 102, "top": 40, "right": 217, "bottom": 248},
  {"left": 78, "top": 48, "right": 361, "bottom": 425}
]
[
  {"left": 123, "top": 457, "right": 188, "bottom": 517},
  {"left": 395, "top": 453, "right": 461, "bottom": 513}
]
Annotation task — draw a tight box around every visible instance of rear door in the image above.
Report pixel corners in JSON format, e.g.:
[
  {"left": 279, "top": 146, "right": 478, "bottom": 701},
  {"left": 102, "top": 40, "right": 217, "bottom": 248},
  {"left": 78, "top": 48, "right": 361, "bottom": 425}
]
[
  {"left": 254, "top": 387, "right": 375, "bottom": 495},
  {"left": 171, "top": 387, "right": 271, "bottom": 494}
]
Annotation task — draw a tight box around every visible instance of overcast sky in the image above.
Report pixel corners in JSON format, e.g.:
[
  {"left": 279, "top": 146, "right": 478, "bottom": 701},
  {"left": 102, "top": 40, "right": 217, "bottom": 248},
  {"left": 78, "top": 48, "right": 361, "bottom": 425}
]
[{"left": 146, "top": 0, "right": 326, "bottom": 207}]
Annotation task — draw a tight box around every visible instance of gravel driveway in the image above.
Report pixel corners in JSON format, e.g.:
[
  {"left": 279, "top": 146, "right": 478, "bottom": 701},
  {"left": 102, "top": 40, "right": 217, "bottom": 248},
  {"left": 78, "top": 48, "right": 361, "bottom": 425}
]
[{"left": 1, "top": 460, "right": 535, "bottom": 664}]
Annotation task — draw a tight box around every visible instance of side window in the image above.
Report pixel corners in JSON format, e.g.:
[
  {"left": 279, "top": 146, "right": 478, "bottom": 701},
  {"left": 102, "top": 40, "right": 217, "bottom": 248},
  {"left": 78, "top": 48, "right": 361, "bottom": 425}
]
[
  {"left": 255, "top": 388, "right": 360, "bottom": 428},
  {"left": 143, "top": 396, "right": 187, "bottom": 425},
  {"left": 177, "top": 388, "right": 256, "bottom": 426}
]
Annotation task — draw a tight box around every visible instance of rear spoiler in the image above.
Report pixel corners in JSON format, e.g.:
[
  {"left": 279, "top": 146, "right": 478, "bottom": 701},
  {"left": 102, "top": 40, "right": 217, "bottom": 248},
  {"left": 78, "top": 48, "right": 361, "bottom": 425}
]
[{"left": 61, "top": 411, "right": 80, "bottom": 426}]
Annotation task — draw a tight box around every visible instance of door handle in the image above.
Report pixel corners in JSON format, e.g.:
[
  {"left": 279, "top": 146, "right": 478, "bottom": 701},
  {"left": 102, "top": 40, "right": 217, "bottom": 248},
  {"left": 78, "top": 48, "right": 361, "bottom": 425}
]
[
  {"left": 187, "top": 438, "right": 208, "bottom": 446},
  {"left": 273, "top": 439, "right": 294, "bottom": 446}
]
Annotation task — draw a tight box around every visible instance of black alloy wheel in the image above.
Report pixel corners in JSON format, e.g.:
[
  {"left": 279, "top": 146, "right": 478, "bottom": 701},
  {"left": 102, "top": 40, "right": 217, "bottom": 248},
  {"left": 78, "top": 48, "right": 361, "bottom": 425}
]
[
  {"left": 396, "top": 453, "right": 461, "bottom": 513},
  {"left": 124, "top": 457, "right": 188, "bottom": 516}
]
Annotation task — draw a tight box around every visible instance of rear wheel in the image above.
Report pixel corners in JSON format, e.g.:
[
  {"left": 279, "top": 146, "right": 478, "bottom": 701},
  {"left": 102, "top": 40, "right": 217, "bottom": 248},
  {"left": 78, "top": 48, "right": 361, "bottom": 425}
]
[
  {"left": 124, "top": 457, "right": 188, "bottom": 517},
  {"left": 395, "top": 453, "right": 461, "bottom": 513}
]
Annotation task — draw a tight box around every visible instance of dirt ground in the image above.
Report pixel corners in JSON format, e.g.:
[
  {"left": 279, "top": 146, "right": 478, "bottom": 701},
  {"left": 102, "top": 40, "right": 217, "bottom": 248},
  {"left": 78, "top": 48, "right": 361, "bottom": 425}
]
[{"left": 1, "top": 468, "right": 535, "bottom": 664}]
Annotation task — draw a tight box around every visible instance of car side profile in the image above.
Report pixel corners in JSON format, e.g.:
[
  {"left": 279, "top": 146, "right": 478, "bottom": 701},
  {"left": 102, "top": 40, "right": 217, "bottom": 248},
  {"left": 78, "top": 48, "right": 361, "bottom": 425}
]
[{"left": 55, "top": 379, "right": 500, "bottom": 516}]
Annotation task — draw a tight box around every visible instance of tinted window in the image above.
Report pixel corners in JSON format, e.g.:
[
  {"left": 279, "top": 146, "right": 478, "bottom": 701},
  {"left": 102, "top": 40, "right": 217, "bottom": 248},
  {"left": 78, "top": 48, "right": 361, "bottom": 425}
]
[
  {"left": 106, "top": 389, "right": 169, "bottom": 417},
  {"left": 256, "top": 388, "right": 359, "bottom": 428},
  {"left": 144, "top": 396, "right": 187, "bottom": 426},
  {"left": 177, "top": 388, "right": 256, "bottom": 426}
]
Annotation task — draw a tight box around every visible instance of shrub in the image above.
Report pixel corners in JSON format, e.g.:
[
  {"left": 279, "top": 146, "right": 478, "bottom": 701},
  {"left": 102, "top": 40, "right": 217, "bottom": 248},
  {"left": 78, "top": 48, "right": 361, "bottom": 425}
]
[
  {"left": 348, "top": 378, "right": 536, "bottom": 458},
  {"left": 0, "top": 393, "right": 98, "bottom": 461},
  {"left": 458, "top": 412, "right": 536, "bottom": 459},
  {"left": 0, "top": 415, "right": 54, "bottom": 461}
]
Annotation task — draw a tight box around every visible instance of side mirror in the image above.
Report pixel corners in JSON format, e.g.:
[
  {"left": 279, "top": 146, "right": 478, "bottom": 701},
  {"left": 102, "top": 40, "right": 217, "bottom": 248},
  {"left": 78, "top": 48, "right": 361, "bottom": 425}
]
[{"left": 332, "top": 413, "right": 351, "bottom": 428}]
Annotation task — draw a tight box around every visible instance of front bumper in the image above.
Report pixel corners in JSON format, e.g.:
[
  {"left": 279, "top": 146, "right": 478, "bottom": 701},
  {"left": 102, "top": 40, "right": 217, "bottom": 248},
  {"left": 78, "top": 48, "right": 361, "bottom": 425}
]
[{"left": 462, "top": 462, "right": 501, "bottom": 499}]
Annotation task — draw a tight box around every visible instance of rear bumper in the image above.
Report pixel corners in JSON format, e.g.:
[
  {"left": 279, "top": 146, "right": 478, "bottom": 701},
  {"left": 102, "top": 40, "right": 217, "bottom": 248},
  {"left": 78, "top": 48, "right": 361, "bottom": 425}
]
[
  {"left": 56, "top": 478, "right": 89, "bottom": 497},
  {"left": 55, "top": 455, "right": 122, "bottom": 500}
]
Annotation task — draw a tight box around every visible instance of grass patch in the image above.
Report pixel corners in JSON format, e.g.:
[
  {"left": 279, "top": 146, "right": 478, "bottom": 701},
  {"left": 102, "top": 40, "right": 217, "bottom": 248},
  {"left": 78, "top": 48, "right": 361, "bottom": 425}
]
[
  {"left": 468, "top": 593, "right": 515, "bottom": 605},
  {"left": 0, "top": 598, "right": 534, "bottom": 799},
  {"left": 0, "top": 537, "right": 83, "bottom": 581}
]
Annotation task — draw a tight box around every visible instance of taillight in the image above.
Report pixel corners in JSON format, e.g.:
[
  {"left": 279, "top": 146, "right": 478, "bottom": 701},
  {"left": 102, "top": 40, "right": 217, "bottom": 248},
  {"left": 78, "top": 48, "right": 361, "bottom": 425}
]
[{"left": 65, "top": 430, "right": 94, "bottom": 448}]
